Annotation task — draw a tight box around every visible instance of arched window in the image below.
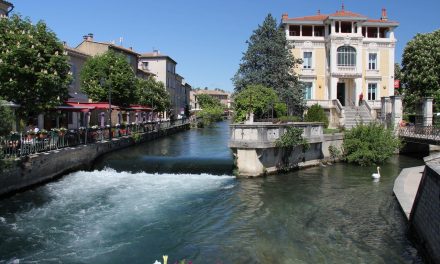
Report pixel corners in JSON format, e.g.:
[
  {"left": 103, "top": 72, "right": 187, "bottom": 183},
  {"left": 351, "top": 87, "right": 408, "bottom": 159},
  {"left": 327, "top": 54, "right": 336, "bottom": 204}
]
[{"left": 337, "top": 46, "right": 356, "bottom": 66}]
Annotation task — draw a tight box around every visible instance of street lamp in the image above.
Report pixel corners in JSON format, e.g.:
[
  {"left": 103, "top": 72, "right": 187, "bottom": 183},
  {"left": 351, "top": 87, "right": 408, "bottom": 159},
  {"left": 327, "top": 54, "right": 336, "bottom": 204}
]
[{"left": 100, "top": 78, "right": 112, "bottom": 140}]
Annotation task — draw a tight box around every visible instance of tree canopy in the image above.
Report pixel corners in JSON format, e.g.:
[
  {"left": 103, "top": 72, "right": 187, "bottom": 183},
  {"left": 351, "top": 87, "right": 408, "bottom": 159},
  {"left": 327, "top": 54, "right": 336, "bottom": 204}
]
[
  {"left": 80, "top": 51, "right": 137, "bottom": 106},
  {"left": 233, "top": 14, "right": 304, "bottom": 115},
  {"left": 0, "top": 14, "right": 71, "bottom": 118},
  {"left": 136, "top": 77, "right": 170, "bottom": 112},
  {"left": 233, "top": 84, "right": 280, "bottom": 122},
  {"left": 402, "top": 29, "right": 440, "bottom": 112},
  {"left": 196, "top": 94, "right": 222, "bottom": 108},
  {"left": 0, "top": 100, "right": 14, "bottom": 136}
]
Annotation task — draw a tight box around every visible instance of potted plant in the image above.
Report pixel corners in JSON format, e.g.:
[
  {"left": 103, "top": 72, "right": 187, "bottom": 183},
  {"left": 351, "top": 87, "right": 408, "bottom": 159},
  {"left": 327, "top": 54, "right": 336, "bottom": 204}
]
[
  {"left": 58, "top": 127, "right": 67, "bottom": 136},
  {"left": 38, "top": 129, "right": 48, "bottom": 139},
  {"left": 26, "top": 130, "right": 36, "bottom": 140}
]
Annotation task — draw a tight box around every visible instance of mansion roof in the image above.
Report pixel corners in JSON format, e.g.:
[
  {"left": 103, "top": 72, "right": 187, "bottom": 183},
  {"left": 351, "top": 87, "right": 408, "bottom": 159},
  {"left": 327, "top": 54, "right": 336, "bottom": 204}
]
[{"left": 283, "top": 8, "right": 398, "bottom": 26}]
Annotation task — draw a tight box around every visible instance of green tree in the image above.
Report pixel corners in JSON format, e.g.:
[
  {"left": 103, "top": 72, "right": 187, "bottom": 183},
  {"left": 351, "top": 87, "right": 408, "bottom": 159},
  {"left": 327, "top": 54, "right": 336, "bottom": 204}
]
[
  {"left": 304, "top": 104, "right": 329, "bottom": 128},
  {"left": 0, "top": 100, "right": 14, "bottom": 136},
  {"left": 197, "top": 94, "right": 222, "bottom": 108},
  {"left": 402, "top": 30, "right": 440, "bottom": 112},
  {"left": 233, "top": 84, "right": 280, "bottom": 122},
  {"left": 137, "top": 77, "right": 171, "bottom": 112},
  {"left": 80, "top": 51, "right": 137, "bottom": 106},
  {"left": 233, "top": 14, "right": 304, "bottom": 115},
  {"left": 0, "top": 15, "right": 71, "bottom": 119},
  {"left": 343, "top": 123, "right": 401, "bottom": 166},
  {"left": 196, "top": 105, "right": 224, "bottom": 127}
]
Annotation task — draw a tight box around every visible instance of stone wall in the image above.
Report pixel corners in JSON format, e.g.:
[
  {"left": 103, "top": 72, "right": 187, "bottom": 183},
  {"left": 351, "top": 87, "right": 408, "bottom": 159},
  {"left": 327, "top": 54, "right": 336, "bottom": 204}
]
[
  {"left": 0, "top": 124, "right": 190, "bottom": 197},
  {"left": 229, "top": 122, "right": 344, "bottom": 177},
  {"left": 409, "top": 164, "right": 440, "bottom": 264}
]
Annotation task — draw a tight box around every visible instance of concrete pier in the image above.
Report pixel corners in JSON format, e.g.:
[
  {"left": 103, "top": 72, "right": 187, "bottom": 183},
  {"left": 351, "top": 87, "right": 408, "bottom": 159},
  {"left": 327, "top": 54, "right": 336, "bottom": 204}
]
[{"left": 393, "top": 165, "right": 424, "bottom": 219}]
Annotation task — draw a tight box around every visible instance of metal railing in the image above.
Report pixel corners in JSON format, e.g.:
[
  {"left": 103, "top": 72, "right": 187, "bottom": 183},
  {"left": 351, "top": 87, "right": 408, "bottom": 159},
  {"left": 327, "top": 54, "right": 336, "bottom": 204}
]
[
  {"left": 1, "top": 119, "right": 189, "bottom": 159},
  {"left": 399, "top": 125, "right": 440, "bottom": 145}
]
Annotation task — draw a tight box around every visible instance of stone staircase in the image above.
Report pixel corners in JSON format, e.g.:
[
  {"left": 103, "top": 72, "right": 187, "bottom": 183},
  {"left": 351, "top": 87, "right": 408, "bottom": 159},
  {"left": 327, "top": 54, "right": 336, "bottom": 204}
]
[{"left": 344, "top": 104, "right": 374, "bottom": 129}]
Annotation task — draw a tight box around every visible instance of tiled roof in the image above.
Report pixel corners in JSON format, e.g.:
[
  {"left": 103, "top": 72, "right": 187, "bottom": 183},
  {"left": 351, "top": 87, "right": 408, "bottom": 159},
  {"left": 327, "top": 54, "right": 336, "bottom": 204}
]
[
  {"left": 327, "top": 10, "right": 367, "bottom": 18},
  {"left": 284, "top": 9, "right": 397, "bottom": 24},
  {"left": 287, "top": 14, "right": 328, "bottom": 21},
  {"left": 77, "top": 40, "right": 140, "bottom": 56},
  {"left": 65, "top": 46, "right": 90, "bottom": 58}
]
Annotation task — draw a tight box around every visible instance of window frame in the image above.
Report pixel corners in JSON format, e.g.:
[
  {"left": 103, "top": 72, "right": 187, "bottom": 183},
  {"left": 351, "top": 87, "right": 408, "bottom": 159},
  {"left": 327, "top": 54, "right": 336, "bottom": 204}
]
[
  {"left": 367, "top": 82, "right": 378, "bottom": 100},
  {"left": 303, "top": 51, "right": 313, "bottom": 69},
  {"left": 337, "top": 46, "right": 356, "bottom": 67}
]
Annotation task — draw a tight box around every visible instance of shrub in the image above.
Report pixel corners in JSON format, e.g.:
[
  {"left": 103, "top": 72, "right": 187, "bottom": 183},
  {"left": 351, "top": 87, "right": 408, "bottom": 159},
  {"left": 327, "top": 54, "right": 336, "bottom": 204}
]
[
  {"left": 304, "top": 104, "right": 329, "bottom": 128},
  {"left": 275, "top": 126, "right": 309, "bottom": 150},
  {"left": 278, "top": 116, "right": 302, "bottom": 123},
  {"left": 197, "top": 105, "right": 223, "bottom": 127},
  {"left": 342, "top": 122, "right": 401, "bottom": 166}
]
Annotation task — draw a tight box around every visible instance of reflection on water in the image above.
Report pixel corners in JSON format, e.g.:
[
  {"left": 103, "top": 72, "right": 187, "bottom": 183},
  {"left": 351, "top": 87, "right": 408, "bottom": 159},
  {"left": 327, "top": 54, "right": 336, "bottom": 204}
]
[{"left": 0, "top": 121, "right": 425, "bottom": 263}]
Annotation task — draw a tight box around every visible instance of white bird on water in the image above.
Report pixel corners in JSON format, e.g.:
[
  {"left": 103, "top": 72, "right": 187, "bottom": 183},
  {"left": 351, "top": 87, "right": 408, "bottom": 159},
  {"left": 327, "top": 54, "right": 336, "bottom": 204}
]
[{"left": 372, "top": 166, "right": 381, "bottom": 179}]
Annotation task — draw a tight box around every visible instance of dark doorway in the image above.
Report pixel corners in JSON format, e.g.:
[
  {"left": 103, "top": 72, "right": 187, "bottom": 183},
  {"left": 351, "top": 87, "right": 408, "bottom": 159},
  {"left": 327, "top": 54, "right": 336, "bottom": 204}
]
[{"left": 337, "top": 83, "right": 345, "bottom": 106}]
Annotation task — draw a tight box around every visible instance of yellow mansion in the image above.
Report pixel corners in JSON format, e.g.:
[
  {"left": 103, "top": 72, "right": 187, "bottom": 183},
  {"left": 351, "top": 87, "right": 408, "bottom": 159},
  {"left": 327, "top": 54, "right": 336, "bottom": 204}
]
[{"left": 282, "top": 6, "right": 398, "bottom": 127}]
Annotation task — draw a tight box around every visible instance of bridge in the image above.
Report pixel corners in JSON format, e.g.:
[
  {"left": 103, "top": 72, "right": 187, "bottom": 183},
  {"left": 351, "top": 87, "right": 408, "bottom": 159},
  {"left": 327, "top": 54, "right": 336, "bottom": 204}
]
[{"left": 399, "top": 126, "right": 440, "bottom": 145}]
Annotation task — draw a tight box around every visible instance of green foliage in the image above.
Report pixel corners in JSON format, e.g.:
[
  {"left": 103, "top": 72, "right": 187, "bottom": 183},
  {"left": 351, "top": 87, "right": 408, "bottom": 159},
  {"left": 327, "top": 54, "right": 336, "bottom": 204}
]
[
  {"left": 136, "top": 77, "right": 171, "bottom": 112},
  {"left": 132, "top": 132, "right": 142, "bottom": 144},
  {"left": 0, "top": 14, "right": 71, "bottom": 118},
  {"left": 343, "top": 123, "right": 401, "bottom": 166},
  {"left": 323, "top": 128, "right": 341, "bottom": 134},
  {"left": 197, "top": 105, "right": 223, "bottom": 127},
  {"left": 275, "top": 126, "right": 308, "bottom": 150},
  {"left": 197, "top": 94, "right": 222, "bottom": 108},
  {"left": 328, "top": 144, "right": 342, "bottom": 161},
  {"left": 80, "top": 51, "right": 137, "bottom": 106},
  {"left": 233, "top": 14, "right": 304, "bottom": 115},
  {"left": 402, "top": 29, "right": 440, "bottom": 112},
  {"left": 304, "top": 104, "right": 329, "bottom": 128},
  {"left": 277, "top": 115, "right": 301, "bottom": 123},
  {"left": 233, "top": 84, "right": 279, "bottom": 122},
  {"left": 0, "top": 100, "right": 14, "bottom": 136}
]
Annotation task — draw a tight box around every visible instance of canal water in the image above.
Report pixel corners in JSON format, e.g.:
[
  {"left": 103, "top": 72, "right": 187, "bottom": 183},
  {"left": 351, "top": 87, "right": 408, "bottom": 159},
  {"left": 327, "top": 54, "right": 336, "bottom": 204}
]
[{"left": 0, "top": 121, "right": 425, "bottom": 263}]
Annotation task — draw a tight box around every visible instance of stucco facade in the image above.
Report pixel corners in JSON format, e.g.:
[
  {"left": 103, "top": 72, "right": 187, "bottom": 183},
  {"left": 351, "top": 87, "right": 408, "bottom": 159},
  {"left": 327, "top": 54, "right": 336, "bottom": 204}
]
[
  {"left": 75, "top": 34, "right": 140, "bottom": 73},
  {"left": 139, "top": 51, "right": 190, "bottom": 118},
  {"left": 282, "top": 7, "right": 398, "bottom": 111}
]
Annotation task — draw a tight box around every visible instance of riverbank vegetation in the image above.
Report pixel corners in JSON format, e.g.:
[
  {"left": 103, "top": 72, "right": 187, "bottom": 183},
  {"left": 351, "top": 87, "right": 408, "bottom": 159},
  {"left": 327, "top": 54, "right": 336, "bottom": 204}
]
[
  {"left": 343, "top": 123, "right": 401, "bottom": 166},
  {"left": 196, "top": 94, "right": 224, "bottom": 127},
  {"left": 304, "top": 104, "right": 329, "bottom": 128}
]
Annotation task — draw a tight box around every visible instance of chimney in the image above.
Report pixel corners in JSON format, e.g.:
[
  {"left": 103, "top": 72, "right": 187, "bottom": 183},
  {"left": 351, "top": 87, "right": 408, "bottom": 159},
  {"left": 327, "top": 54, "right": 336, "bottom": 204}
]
[
  {"left": 153, "top": 49, "right": 159, "bottom": 56},
  {"left": 317, "top": 9, "right": 321, "bottom": 15},
  {"left": 381, "top": 8, "right": 388, "bottom": 21},
  {"left": 63, "top": 41, "right": 67, "bottom": 47},
  {"left": 87, "top": 33, "right": 94, "bottom": 41},
  {"left": 83, "top": 35, "right": 88, "bottom": 40},
  {"left": 282, "top": 13, "right": 288, "bottom": 20},
  {"left": 129, "top": 47, "right": 133, "bottom": 50}
]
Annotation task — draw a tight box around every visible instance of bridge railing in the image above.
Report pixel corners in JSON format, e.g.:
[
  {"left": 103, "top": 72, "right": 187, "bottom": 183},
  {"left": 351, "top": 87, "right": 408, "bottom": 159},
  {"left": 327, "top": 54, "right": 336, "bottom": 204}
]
[{"left": 399, "top": 125, "right": 440, "bottom": 142}]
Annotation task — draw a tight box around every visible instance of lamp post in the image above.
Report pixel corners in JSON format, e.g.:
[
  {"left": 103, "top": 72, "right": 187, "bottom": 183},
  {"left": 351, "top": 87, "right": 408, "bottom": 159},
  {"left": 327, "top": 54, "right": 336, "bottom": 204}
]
[{"left": 100, "top": 78, "right": 112, "bottom": 140}]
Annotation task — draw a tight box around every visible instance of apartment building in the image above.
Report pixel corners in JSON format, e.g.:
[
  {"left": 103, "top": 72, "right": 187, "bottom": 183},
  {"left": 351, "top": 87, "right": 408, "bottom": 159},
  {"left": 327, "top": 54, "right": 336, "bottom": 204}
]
[{"left": 139, "top": 50, "right": 190, "bottom": 118}]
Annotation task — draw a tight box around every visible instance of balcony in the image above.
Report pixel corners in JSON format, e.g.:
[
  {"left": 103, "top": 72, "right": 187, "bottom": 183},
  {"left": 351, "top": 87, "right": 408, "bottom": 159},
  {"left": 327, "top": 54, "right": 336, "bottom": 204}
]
[
  {"left": 301, "top": 68, "right": 316, "bottom": 76},
  {"left": 331, "top": 66, "right": 361, "bottom": 78},
  {"left": 366, "top": 69, "right": 381, "bottom": 78}
]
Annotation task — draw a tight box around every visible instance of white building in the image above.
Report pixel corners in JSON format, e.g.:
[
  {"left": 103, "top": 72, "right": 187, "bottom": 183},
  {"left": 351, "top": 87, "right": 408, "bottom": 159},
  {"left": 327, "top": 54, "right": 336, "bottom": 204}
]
[{"left": 139, "top": 50, "right": 190, "bottom": 118}]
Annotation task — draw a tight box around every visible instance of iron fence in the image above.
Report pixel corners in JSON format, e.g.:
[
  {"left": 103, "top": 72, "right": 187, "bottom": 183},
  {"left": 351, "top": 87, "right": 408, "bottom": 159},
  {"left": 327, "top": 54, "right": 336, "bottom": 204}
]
[
  {"left": 399, "top": 125, "right": 440, "bottom": 144},
  {"left": 0, "top": 119, "right": 188, "bottom": 159}
]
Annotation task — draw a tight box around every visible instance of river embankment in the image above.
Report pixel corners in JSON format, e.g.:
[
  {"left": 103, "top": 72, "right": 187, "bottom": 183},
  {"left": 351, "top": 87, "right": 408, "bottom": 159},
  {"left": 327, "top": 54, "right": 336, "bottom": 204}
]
[{"left": 0, "top": 122, "right": 190, "bottom": 197}]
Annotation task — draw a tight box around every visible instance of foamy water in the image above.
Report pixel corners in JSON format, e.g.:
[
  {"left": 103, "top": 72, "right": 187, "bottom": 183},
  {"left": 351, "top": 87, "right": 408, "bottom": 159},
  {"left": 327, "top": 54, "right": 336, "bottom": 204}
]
[{"left": 0, "top": 169, "right": 235, "bottom": 263}]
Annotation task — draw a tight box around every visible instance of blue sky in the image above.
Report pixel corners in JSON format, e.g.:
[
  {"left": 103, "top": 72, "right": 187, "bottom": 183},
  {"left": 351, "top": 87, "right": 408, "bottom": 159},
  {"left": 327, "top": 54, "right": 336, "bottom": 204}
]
[{"left": 12, "top": 0, "right": 440, "bottom": 92}]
